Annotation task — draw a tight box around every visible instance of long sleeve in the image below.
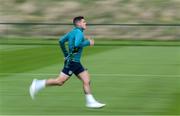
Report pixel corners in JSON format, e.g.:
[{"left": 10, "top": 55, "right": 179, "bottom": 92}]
[
  {"left": 74, "top": 31, "right": 90, "bottom": 48},
  {"left": 59, "top": 34, "right": 68, "bottom": 57},
  {"left": 81, "top": 39, "right": 90, "bottom": 47},
  {"left": 59, "top": 27, "right": 90, "bottom": 62}
]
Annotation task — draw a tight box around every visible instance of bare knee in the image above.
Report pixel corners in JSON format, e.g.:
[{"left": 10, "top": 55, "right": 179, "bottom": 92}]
[
  {"left": 55, "top": 78, "right": 65, "bottom": 86},
  {"left": 83, "top": 80, "right": 90, "bottom": 86},
  {"left": 54, "top": 73, "right": 69, "bottom": 86}
]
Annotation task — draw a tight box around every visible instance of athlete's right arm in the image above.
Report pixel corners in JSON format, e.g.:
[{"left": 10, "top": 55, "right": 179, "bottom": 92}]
[{"left": 59, "top": 34, "right": 68, "bottom": 57}]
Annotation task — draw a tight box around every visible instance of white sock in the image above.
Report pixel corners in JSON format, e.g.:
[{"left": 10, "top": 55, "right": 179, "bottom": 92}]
[
  {"left": 35, "top": 80, "right": 46, "bottom": 92},
  {"left": 85, "top": 94, "right": 97, "bottom": 104}
]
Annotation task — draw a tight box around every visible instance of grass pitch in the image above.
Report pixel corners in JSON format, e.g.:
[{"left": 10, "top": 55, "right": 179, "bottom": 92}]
[{"left": 0, "top": 38, "right": 180, "bottom": 115}]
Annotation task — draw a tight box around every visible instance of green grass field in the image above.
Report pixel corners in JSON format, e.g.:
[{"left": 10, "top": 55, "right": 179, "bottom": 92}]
[{"left": 0, "top": 38, "right": 180, "bottom": 115}]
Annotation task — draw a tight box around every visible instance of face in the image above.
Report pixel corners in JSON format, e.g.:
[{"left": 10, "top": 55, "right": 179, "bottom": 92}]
[{"left": 76, "top": 19, "right": 87, "bottom": 30}]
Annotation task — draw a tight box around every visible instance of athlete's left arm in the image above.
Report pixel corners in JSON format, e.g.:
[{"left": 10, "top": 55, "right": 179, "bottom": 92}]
[
  {"left": 81, "top": 39, "right": 90, "bottom": 47},
  {"left": 74, "top": 31, "right": 90, "bottom": 48}
]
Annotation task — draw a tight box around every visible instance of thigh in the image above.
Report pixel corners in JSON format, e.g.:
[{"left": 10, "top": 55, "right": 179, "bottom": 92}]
[
  {"left": 77, "top": 70, "right": 90, "bottom": 83},
  {"left": 56, "top": 72, "right": 70, "bottom": 82}
]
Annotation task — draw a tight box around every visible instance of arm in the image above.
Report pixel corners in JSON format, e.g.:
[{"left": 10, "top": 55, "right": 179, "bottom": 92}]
[
  {"left": 74, "top": 31, "right": 91, "bottom": 48},
  {"left": 81, "top": 39, "right": 90, "bottom": 47},
  {"left": 59, "top": 34, "right": 68, "bottom": 57},
  {"left": 84, "top": 38, "right": 94, "bottom": 46}
]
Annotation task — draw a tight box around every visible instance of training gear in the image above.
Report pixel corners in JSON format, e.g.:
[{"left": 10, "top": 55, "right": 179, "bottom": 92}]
[
  {"left": 29, "top": 79, "right": 46, "bottom": 99},
  {"left": 85, "top": 94, "right": 106, "bottom": 108},
  {"left": 86, "top": 101, "right": 106, "bottom": 108},
  {"left": 59, "top": 27, "right": 90, "bottom": 62}
]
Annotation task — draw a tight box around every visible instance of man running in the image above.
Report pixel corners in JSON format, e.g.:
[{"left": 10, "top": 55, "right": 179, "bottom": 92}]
[{"left": 29, "top": 16, "right": 106, "bottom": 108}]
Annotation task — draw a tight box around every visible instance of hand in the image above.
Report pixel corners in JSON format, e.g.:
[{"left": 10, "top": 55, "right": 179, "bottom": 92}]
[
  {"left": 89, "top": 38, "right": 94, "bottom": 46},
  {"left": 86, "top": 36, "right": 94, "bottom": 46}
]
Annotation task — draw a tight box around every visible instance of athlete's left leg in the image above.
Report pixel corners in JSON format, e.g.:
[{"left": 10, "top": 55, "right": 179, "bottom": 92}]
[
  {"left": 77, "top": 70, "right": 106, "bottom": 108},
  {"left": 77, "top": 70, "right": 91, "bottom": 94}
]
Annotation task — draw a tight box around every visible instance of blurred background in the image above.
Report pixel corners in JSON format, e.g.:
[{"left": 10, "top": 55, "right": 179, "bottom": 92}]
[{"left": 0, "top": 0, "right": 180, "bottom": 40}]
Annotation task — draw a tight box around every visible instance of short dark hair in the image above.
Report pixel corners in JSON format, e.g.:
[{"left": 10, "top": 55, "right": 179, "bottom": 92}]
[{"left": 73, "top": 16, "right": 84, "bottom": 26}]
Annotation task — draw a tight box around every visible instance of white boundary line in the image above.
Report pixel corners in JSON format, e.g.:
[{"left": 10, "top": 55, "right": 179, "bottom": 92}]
[{"left": 0, "top": 73, "right": 179, "bottom": 77}]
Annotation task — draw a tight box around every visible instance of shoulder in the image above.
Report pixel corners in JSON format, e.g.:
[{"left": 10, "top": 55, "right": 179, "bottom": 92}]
[
  {"left": 73, "top": 28, "right": 82, "bottom": 34},
  {"left": 72, "top": 29, "right": 83, "bottom": 37}
]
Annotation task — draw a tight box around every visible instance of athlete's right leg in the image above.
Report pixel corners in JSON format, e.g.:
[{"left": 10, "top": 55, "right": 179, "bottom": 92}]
[{"left": 29, "top": 72, "right": 69, "bottom": 99}]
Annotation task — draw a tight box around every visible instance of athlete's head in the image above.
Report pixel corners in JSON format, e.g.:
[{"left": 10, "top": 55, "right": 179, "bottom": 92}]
[{"left": 73, "top": 16, "right": 86, "bottom": 30}]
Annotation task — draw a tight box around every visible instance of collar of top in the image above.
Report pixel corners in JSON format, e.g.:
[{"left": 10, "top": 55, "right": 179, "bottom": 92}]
[{"left": 74, "top": 26, "right": 84, "bottom": 32}]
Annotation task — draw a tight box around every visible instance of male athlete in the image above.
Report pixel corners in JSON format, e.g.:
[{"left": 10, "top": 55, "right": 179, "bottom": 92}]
[{"left": 29, "top": 16, "right": 106, "bottom": 108}]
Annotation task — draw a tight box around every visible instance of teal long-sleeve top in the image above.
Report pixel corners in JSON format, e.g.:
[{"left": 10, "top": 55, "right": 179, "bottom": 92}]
[{"left": 59, "top": 27, "right": 90, "bottom": 62}]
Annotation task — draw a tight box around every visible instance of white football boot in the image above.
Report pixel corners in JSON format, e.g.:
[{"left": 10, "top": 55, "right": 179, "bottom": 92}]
[
  {"left": 86, "top": 101, "right": 106, "bottom": 108},
  {"left": 29, "top": 79, "right": 38, "bottom": 99}
]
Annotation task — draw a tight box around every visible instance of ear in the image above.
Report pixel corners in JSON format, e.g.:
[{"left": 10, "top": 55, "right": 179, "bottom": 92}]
[{"left": 78, "top": 21, "right": 82, "bottom": 24}]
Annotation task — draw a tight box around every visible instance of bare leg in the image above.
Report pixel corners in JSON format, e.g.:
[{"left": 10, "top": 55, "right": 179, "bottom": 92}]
[
  {"left": 46, "top": 72, "right": 70, "bottom": 86},
  {"left": 77, "top": 70, "right": 91, "bottom": 94},
  {"left": 77, "top": 70, "right": 106, "bottom": 108},
  {"left": 30, "top": 72, "right": 69, "bottom": 99}
]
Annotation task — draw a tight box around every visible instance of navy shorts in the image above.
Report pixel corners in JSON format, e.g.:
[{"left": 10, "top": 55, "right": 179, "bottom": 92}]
[{"left": 62, "top": 60, "right": 86, "bottom": 76}]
